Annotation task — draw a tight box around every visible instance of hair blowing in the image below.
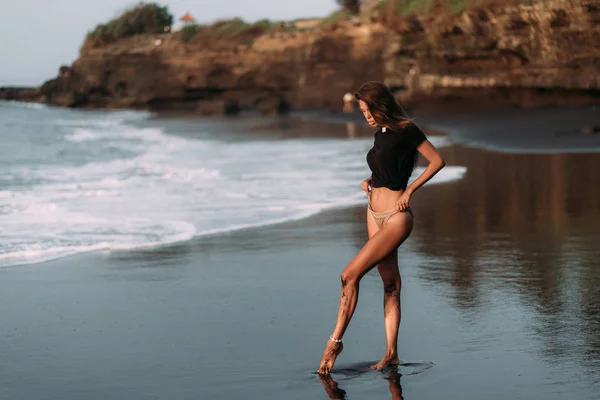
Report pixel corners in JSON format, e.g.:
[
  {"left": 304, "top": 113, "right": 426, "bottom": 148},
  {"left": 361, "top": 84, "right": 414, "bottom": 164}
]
[{"left": 354, "top": 81, "right": 412, "bottom": 130}]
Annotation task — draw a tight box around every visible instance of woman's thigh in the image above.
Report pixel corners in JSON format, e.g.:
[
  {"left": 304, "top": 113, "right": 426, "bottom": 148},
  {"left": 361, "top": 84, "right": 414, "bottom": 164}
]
[
  {"left": 376, "top": 211, "right": 412, "bottom": 282},
  {"left": 368, "top": 208, "right": 399, "bottom": 282},
  {"left": 367, "top": 207, "right": 380, "bottom": 239},
  {"left": 343, "top": 212, "right": 413, "bottom": 281}
]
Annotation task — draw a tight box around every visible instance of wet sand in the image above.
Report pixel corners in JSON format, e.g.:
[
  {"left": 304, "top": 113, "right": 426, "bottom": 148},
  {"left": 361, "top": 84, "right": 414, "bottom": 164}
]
[{"left": 1, "top": 107, "right": 599, "bottom": 400}]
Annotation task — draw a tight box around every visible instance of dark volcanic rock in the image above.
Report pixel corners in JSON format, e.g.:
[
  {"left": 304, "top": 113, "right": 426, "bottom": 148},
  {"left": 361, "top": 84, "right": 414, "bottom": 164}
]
[
  {"left": 197, "top": 99, "right": 240, "bottom": 115},
  {"left": 256, "top": 96, "right": 290, "bottom": 116},
  {"left": 0, "top": 87, "right": 44, "bottom": 102}
]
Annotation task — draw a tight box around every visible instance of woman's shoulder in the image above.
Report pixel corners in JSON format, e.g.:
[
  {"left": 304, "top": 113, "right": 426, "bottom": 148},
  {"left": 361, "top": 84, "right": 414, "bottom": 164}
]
[
  {"left": 380, "top": 121, "right": 426, "bottom": 137},
  {"left": 394, "top": 121, "right": 427, "bottom": 148},
  {"left": 386, "top": 121, "right": 423, "bottom": 135},
  {"left": 397, "top": 120, "right": 420, "bottom": 131}
]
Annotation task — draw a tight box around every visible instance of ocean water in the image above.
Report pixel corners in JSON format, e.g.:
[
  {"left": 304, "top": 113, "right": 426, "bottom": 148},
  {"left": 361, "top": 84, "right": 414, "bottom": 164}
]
[{"left": 0, "top": 101, "right": 466, "bottom": 267}]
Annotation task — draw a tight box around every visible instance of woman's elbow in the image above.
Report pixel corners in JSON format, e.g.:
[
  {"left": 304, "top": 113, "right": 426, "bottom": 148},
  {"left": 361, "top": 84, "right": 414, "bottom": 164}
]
[{"left": 435, "top": 156, "right": 445, "bottom": 171}]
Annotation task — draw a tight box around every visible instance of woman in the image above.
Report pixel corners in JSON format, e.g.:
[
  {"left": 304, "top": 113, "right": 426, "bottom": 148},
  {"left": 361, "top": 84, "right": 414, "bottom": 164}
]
[{"left": 317, "top": 81, "right": 446, "bottom": 375}]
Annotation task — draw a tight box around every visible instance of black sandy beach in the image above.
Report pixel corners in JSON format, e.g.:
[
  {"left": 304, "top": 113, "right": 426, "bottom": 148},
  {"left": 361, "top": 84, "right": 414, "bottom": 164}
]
[{"left": 1, "top": 106, "right": 600, "bottom": 400}]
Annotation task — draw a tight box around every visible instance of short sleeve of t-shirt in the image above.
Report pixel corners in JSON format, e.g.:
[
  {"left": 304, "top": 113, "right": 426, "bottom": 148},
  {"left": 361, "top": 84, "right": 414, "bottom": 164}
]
[{"left": 403, "top": 123, "right": 427, "bottom": 149}]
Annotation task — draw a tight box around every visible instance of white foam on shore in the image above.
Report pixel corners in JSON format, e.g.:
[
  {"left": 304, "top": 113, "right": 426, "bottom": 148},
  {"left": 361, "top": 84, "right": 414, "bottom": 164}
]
[
  {"left": 413, "top": 165, "right": 467, "bottom": 184},
  {"left": 1, "top": 100, "right": 47, "bottom": 110},
  {"left": 1, "top": 113, "right": 466, "bottom": 268}
]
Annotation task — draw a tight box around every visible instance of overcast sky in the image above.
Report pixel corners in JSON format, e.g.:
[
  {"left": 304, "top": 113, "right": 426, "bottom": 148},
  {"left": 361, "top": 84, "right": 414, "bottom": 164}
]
[{"left": 0, "top": 0, "right": 339, "bottom": 86}]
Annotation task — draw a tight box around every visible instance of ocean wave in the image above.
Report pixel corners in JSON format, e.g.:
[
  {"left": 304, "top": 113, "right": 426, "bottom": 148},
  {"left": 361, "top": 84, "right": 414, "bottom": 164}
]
[
  {"left": 64, "top": 129, "right": 100, "bottom": 142},
  {"left": 0, "top": 219, "right": 197, "bottom": 268},
  {"left": 1, "top": 112, "right": 466, "bottom": 268},
  {"left": 55, "top": 110, "right": 150, "bottom": 128},
  {"left": 58, "top": 119, "right": 123, "bottom": 128},
  {"left": 428, "top": 135, "right": 452, "bottom": 148},
  {"left": 1, "top": 100, "right": 47, "bottom": 110},
  {"left": 413, "top": 165, "right": 467, "bottom": 184}
]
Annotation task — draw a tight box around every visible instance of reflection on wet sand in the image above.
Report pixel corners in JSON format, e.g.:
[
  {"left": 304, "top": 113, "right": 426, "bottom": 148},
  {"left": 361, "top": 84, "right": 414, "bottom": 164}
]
[
  {"left": 319, "top": 374, "right": 347, "bottom": 400},
  {"left": 410, "top": 144, "right": 600, "bottom": 374},
  {"left": 385, "top": 370, "right": 404, "bottom": 400},
  {"left": 319, "top": 368, "right": 404, "bottom": 400}
]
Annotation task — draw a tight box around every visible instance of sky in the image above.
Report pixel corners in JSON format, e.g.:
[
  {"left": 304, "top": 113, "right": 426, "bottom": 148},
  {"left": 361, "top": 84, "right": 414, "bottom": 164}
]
[{"left": 0, "top": 0, "right": 339, "bottom": 86}]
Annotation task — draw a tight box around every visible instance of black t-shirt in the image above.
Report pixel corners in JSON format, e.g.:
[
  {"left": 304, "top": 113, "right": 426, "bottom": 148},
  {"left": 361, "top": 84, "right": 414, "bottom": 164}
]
[{"left": 366, "top": 123, "right": 427, "bottom": 191}]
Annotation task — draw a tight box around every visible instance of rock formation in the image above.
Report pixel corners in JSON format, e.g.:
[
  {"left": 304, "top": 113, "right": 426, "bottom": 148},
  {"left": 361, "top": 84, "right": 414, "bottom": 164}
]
[{"left": 2, "top": 0, "right": 598, "bottom": 114}]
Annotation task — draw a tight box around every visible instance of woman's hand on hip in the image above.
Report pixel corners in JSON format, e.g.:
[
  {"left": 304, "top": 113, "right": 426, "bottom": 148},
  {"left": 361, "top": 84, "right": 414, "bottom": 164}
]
[
  {"left": 361, "top": 179, "right": 371, "bottom": 195},
  {"left": 397, "top": 191, "right": 411, "bottom": 210}
]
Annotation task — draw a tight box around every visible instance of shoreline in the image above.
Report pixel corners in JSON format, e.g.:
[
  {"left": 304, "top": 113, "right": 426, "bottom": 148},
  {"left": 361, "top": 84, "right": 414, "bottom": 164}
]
[
  {"left": 2, "top": 102, "right": 598, "bottom": 269},
  {"left": 3, "top": 94, "right": 599, "bottom": 122},
  {"left": 0, "top": 203, "right": 372, "bottom": 271},
  {"left": 0, "top": 106, "right": 463, "bottom": 270},
  {"left": 4, "top": 96, "right": 598, "bottom": 138}
]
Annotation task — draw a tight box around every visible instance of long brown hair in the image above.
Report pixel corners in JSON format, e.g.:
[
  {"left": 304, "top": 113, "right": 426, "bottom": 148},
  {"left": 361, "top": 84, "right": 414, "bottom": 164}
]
[{"left": 354, "top": 81, "right": 412, "bottom": 130}]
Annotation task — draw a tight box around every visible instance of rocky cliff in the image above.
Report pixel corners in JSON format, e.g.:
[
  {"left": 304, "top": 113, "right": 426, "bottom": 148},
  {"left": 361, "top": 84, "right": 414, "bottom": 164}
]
[{"left": 3, "top": 0, "right": 599, "bottom": 114}]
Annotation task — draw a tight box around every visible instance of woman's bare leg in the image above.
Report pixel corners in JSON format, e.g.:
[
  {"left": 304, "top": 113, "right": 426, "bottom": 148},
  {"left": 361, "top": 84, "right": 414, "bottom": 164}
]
[
  {"left": 371, "top": 248, "right": 402, "bottom": 370},
  {"left": 317, "top": 212, "right": 412, "bottom": 375}
]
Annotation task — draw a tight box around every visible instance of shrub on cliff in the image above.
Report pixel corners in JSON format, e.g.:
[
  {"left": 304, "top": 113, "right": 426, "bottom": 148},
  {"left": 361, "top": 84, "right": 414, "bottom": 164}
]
[
  {"left": 82, "top": 2, "right": 173, "bottom": 50},
  {"left": 373, "top": 0, "right": 529, "bottom": 17},
  {"left": 179, "top": 24, "right": 202, "bottom": 43},
  {"left": 177, "top": 18, "right": 279, "bottom": 44},
  {"left": 337, "top": 0, "right": 362, "bottom": 14},
  {"left": 372, "top": 0, "right": 438, "bottom": 16}
]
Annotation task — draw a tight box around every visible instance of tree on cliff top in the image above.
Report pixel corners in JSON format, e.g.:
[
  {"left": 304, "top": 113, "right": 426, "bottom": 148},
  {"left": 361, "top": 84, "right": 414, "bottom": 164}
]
[
  {"left": 83, "top": 2, "right": 173, "bottom": 49},
  {"left": 336, "top": 0, "right": 362, "bottom": 14}
]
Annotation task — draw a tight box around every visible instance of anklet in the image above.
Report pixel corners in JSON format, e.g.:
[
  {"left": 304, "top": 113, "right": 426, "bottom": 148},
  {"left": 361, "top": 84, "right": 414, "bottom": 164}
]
[{"left": 330, "top": 336, "right": 342, "bottom": 343}]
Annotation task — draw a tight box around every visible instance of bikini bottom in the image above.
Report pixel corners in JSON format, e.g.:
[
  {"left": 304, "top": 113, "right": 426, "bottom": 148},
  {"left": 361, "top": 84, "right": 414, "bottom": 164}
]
[{"left": 368, "top": 193, "right": 413, "bottom": 229}]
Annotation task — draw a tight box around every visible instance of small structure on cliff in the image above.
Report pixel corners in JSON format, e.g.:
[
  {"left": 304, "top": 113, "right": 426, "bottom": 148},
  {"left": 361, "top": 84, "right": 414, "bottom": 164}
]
[
  {"left": 180, "top": 12, "right": 196, "bottom": 24},
  {"left": 171, "top": 12, "right": 196, "bottom": 32}
]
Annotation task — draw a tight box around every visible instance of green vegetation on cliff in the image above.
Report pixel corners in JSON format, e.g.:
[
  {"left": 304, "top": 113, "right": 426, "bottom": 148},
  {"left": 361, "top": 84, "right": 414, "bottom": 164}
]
[
  {"left": 321, "top": 0, "right": 534, "bottom": 29},
  {"left": 78, "top": 0, "right": 558, "bottom": 51},
  {"left": 82, "top": 2, "right": 173, "bottom": 50},
  {"left": 364, "top": 0, "right": 532, "bottom": 17},
  {"left": 174, "top": 18, "right": 300, "bottom": 44},
  {"left": 337, "top": 0, "right": 361, "bottom": 14},
  {"left": 79, "top": 2, "right": 294, "bottom": 48},
  {"left": 179, "top": 24, "right": 202, "bottom": 43}
]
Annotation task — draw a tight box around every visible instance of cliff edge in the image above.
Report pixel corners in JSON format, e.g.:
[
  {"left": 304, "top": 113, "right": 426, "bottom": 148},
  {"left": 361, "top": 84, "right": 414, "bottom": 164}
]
[{"left": 3, "top": 0, "right": 599, "bottom": 114}]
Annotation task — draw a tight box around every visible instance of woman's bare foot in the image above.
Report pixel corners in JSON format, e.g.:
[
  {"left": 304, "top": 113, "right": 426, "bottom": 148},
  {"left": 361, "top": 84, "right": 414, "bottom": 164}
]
[
  {"left": 370, "top": 352, "right": 400, "bottom": 370},
  {"left": 317, "top": 339, "right": 344, "bottom": 375}
]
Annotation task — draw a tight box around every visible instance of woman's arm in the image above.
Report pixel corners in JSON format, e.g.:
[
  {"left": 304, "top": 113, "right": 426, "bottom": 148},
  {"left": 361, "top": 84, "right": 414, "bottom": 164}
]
[
  {"left": 406, "top": 140, "right": 445, "bottom": 195},
  {"left": 397, "top": 140, "right": 445, "bottom": 209}
]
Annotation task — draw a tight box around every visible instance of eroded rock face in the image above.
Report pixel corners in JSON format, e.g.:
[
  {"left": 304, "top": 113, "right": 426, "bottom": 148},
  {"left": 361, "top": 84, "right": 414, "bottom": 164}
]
[
  {"left": 385, "top": 0, "right": 600, "bottom": 110},
  {"left": 3, "top": 0, "right": 598, "bottom": 113}
]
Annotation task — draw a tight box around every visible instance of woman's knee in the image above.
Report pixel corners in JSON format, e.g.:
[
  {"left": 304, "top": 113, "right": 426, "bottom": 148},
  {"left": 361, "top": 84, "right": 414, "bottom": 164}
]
[
  {"left": 377, "top": 253, "right": 400, "bottom": 283},
  {"left": 383, "top": 278, "right": 401, "bottom": 296}
]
